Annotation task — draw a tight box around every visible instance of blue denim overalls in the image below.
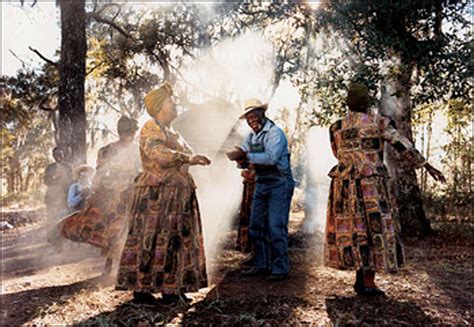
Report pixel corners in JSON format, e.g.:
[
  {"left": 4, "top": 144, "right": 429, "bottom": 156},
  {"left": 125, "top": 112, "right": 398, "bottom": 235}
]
[{"left": 248, "top": 133, "right": 295, "bottom": 275}]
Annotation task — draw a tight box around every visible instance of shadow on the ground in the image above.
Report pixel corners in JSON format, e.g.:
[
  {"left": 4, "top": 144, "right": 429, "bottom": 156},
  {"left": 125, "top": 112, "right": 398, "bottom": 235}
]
[
  {"left": 181, "top": 287, "right": 313, "bottom": 325},
  {"left": 325, "top": 295, "right": 439, "bottom": 325},
  {"left": 75, "top": 214, "right": 322, "bottom": 325},
  {"left": 405, "top": 223, "right": 474, "bottom": 323},
  {"left": 1, "top": 277, "right": 102, "bottom": 326},
  {"left": 2, "top": 225, "right": 100, "bottom": 279},
  {"left": 75, "top": 298, "right": 190, "bottom": 326}
]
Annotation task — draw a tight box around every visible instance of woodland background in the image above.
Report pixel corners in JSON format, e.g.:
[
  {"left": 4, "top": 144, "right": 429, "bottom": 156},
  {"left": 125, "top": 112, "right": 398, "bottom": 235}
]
[{"left": 1, "top": 1, "right": 472, "bottom": 325}]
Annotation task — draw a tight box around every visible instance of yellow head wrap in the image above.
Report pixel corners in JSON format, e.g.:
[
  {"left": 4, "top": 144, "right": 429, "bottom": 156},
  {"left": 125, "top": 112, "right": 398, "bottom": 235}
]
[{"left": 144, "top": 82, "right": 173, "bottom": 118}]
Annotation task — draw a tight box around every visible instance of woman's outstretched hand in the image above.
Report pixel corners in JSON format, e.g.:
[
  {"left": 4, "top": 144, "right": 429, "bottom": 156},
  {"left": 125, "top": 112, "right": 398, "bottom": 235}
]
[
  {"left": 425, "top": 163, "right": 446, "bottom": 183},
  {"left": 190, "top": 155, "right": 211, "bottom": 166}
]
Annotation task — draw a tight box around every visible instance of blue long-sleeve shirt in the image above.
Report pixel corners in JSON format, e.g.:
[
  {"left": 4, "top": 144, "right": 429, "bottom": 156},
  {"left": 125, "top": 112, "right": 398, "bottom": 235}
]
[
  {"left": 67, "top": 182, "right": 90, "bottom": 209},
  {"left": 241, "top": 119, "right": 291, "bottom": 172}
]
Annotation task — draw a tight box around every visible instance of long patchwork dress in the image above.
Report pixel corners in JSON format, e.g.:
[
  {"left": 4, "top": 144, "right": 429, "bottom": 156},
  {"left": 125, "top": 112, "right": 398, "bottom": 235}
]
[
  {"left": 116, "top": 119, "right": 208, "bottom": 295},
  {"left": 325, "top": 112, "right": 426, "bottom": 273},
  {"left": 59, "top": 142, "right": 140, "bottom": 258}
]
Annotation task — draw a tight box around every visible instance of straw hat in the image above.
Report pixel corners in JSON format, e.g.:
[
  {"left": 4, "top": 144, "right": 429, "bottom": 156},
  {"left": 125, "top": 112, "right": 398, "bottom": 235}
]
[
  {"left": 73, "top": 165, "right": 95, "bottom": 179},
  {"left": 239, "top": 98, "right": 268, "bottom": 119}
]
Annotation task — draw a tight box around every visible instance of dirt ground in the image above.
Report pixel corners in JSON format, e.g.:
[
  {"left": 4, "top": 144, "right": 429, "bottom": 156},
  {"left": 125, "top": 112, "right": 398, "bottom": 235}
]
[{"left": 1, "top": 209, "right": 472, "bottom": 326}]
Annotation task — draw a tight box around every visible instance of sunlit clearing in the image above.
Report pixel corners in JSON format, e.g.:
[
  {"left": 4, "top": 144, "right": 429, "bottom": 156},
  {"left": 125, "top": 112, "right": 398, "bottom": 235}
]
[{"left": 306, "top": 1, "right": 322, "bottom": 10}]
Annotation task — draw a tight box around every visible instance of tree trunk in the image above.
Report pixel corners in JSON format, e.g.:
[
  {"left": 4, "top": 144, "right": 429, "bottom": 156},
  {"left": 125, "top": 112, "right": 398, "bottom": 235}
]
[
  {"left": 423, "top": 111, "right": 433, "bottom": 191},
  {"left": 57, "top": 0, "right": 87, "bottom": 165},
  {"left": 420, "top": 122, "right": 426, "bottom": 192},
  {"left": 380, "top": 58, "right": 431, "bottom": 236}
]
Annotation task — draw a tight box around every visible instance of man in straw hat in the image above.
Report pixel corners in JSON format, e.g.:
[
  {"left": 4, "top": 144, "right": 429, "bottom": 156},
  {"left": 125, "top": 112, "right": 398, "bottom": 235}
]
[{"left": 227, "top": 98, "right": 295, "bottom": 280}]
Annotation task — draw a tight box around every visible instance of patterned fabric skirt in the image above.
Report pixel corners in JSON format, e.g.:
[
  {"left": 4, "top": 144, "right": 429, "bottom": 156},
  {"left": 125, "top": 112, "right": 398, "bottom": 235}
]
[
  {"left": 324, "top": 175, "right": 404, "bottom": 273},
  {"left": 115, "top": 177, "right": 208, "bottom": 295},
  {"left": 59, "top": 186, "right": 131, "bottom": 258},
  {"left": 235, "top": 178, "right": 255, "bottom": 253}
]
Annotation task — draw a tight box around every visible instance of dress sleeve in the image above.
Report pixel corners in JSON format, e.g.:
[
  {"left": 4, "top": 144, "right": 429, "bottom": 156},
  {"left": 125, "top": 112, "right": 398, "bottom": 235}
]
[
  {"left": 329, "top": 121, "right": 341, "bottom": 159},
  {"left": 381, "top": 116, "right": 427, "bottom": 168},
  {"left": 141, "top": 122, "right": 191, "bottom": 168}
]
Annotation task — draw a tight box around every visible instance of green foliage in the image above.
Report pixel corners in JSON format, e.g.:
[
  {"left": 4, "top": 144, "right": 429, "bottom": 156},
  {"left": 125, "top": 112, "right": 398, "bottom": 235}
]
[
  {"left": 5, "top": 1, "right": 471, "bottom": 212},
  {"left": 1, "top": 67, "right": 55, "bottom": 199},
  {"left": 315, "top": 1, "right": 471, "bottom": 105},
  {"left": 442, "top": 99, "right": 472, "bottom": 199}
]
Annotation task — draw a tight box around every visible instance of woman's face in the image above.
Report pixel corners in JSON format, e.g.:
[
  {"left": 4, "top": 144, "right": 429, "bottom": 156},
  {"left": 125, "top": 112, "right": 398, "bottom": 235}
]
[{"left": 157, "top": 97, "right": 177, "bottom": 125}]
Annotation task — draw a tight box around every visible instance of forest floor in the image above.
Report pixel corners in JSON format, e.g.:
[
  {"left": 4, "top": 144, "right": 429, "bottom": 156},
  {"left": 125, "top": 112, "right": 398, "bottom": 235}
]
[{"left": 1, "top": 208, "right": 472, "bottom": 326}]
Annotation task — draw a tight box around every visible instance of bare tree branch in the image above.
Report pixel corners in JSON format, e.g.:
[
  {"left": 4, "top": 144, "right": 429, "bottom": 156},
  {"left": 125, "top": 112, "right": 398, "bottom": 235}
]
[
  {"left": 8, "top": 50, "right": 29, "bottom": 68},
  {"left": 99, "top": 96, "right": 123, "bottom": 114},
  {"left": 28, "top": 47, "right": 59, "bottom": 67},
  {"left": 86, "top": 61, "right": 104, "bottom": 76},
  {"left": 38, "top": 96, "right": 56, "bottom": 112},
  {"left": 95, "top": 3, "right": 122, "bottom": 17},
  {"left": 86, "top": 12, "right": 132, "bottom": 39}
]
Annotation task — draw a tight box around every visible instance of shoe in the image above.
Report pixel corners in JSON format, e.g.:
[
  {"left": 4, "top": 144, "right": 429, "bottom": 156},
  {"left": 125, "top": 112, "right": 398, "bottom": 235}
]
[
  {"left": 242, "top": 267, "right": 271, "bottom": 277},
  {"left": 266, "top": 273, "right": 288, "bottom": 281},
  {"left": 133, "top": 292, "right": 159, "bottom": 304},
  {"left": 354, "top": 284, "right": 385, "bottom": 296},
  {"left": 161, "top": 293, "right": 191, "bottom": 304},
  {"left": 241, "top": 255, "right": 256, "bottom": 268}
]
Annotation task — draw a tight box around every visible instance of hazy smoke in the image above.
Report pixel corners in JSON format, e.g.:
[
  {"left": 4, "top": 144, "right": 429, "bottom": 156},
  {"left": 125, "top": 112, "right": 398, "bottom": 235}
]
[
  {"left": 170, "top": 31, "right": 277, "bottom": 274},
  {"left": 303, "top": 126, "right": 336, "bottom": 233}
]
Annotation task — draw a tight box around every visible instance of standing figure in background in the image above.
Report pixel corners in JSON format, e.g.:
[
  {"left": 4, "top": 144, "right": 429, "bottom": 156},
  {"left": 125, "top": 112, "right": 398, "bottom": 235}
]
[
  {"left": 92, "top": 116, "right": 140, "bottom": 273},
  {"left": 235, "top": 166, "right": 256, "bottom": 255},
  {"left": 227, "top": 98, "right": 295, "bottom": 281},
  {"left": 43, "top": 147, "right": 73, "bottom": 250},
  {"left": 325, "top": 83, "right": 445, "bottom": 295},
  {"left": 116, "top": 82, "right": 211, "bottom": 304},
  {"left": 60, "top": 116, "right": 140, "bottom": 275}
]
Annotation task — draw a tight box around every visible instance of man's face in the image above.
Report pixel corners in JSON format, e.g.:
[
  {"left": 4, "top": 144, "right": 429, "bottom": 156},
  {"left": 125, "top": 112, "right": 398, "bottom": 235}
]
[
  {"left": 53, "top": 149, "right": 64, "bottom": 163},
  {"left": 245, "top": 110, "right": 265, "bottom": 133}
]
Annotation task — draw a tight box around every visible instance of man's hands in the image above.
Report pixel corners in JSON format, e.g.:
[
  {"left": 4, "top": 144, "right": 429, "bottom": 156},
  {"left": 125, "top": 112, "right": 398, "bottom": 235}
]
[
  {"left": 425, "top": 163, "right": 446, "bottom": 183},
  {"left": 189, "top": 155, "right": 211, "bottom": 166},
  {"left": 226, "top": 146, "right": 247, "bottom": 162},
  {"left": 80, "top": 187, "right": 91, "bottom": 198}
]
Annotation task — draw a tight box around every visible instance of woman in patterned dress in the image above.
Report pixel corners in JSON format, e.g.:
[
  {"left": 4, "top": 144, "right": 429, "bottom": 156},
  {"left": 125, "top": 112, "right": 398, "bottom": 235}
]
[
  {"left": 59, "top": 116, "right": 140, "bottom": 275},
  {"left": 115, "top": 83, "right": 211, "bottom": 304},
  {"left": 325, "top": 83, "right": 445, "bottom": 295},
  {"left": 236, "top": 167, "right": 256, "bottom": 254}
]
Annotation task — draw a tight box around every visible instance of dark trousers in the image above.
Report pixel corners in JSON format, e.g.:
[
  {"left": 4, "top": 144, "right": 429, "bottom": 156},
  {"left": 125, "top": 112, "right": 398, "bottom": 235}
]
[{"left": 249, "top": 173, "right": 294, "bottom": 275}]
